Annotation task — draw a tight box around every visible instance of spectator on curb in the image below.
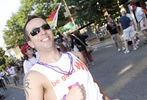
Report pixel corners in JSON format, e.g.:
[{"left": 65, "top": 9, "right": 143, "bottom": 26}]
[
  {"left": 132, "top": 4, "right": 147, "bottom": 43},
  {"left": 106, "top": 17, "right": 124, "bottom": 52},
  {"left": 119, "top": 10, "right": 138, "bottom": 54},
  {"left": 71, "top": 31, "right": 95, "bottom": 66},
  {"left": 22, "top": 44, "right": 39, "bottom": 74},
  {"left": 6, "top": 64, "right": 19, "bottom": 86}
]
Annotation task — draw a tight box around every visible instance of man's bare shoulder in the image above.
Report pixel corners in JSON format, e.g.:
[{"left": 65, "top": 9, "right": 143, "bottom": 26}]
[
  {"left": 23, "top": 71, "right": 54, "bottom": 100},
  {"left": 24, "top": 71, "right": 43, "bottom": 80},
  {"left": 23, "top": 71, "right": 44, "bottom": 88},
  {"left": 71, "top": 51, "right": 87, "bottom": 65},
  {"left": 71, "top": 51, "right": 82, "bottom": 58},
  {"left": 24, "top": 70, "right": 52, "bottom": 87}
]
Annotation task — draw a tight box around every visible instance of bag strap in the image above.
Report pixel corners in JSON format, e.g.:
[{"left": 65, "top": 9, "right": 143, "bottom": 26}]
[{"left": 71, "top": 34, "right": 87, "bottom": 47}]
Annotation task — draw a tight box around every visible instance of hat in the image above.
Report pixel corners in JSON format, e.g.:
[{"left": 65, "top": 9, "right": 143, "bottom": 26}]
[
  {"left": 131, "top": 5, "right": 136, "bottom": 11},
  {"left": 21, "top": 44, "right": 29, "bottom": 54},
  {"left": 120, "top": 8, "right": 126, "bottom": 13}
]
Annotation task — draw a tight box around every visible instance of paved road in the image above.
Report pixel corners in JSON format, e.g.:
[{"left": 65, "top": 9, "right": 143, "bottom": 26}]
[
  {"left": 1, "top": 38, "right": 147, "bottom": 100},
  {"left": 89, "top": 39, "right": 147, "bottom": 100}
]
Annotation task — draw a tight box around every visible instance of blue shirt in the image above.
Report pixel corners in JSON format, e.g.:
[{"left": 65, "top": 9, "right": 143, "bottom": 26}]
[{"left": 119, "top": 16, "right": 130, "bottom": 30}]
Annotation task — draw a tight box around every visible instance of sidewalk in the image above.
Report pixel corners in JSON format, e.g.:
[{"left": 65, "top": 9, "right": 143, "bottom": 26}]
[
  {"left": 91, "top": 38, "right": 114, "bottom": 51},
  {"left": 91, "top": 33, "right": 145, "bottom": 52}
]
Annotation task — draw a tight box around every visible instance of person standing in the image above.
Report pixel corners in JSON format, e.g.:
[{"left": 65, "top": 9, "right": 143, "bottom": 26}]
[
  {"left": 6, "top": 64, "right": 19, "bottom": 86},
  {"left": 22, "top": 44, "right": 39, "bottom": 74},
  {"left": 0, "top": 69, "right": 10, "bottom": 84},
  {"left": 71, "top": 31, "right": 94, "bottom": 66},
  {"left": 23, "top": 15, "right": 103, "bottom": 100},
  {"left": 0, "top": 70, "right": 7, "bottom": 91},
  {"left": 132, "top": 4, "right": 147, "bottom": 42},
  {"left": 119, "top": 10, "right": 138, "bottom": 54},
  {"left": 106, "top": 17, "right": 124, "bottom": 52}
]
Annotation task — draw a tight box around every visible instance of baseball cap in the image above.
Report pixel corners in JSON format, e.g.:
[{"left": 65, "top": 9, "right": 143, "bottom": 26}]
[
  {"left": 21, "top": 44, "right": 29, "bottom": 54},
  {"left": 120, "top": 8, "right": 126, "bottom": 13},
  {"left": 131, "top": 4, "right": 136, "bottom": 11}
]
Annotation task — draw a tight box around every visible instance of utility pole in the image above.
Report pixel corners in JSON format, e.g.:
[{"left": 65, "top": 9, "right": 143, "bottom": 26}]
[{"left": 62, "top": 0, "right": 77, "bottom": 29}]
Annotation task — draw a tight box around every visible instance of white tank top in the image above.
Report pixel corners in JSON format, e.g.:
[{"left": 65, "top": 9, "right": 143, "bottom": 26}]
[{"left": 31, "top": 52, "right": 103, "bottom": 100}]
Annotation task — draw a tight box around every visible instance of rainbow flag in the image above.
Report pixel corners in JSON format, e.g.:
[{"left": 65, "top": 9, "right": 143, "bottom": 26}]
[{"left": 47, "top": 3, "right": 61, "bottom": 29}]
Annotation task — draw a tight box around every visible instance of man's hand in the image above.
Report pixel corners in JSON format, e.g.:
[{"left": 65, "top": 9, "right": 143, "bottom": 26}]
[{"left": 66, "top": 85, "right": 85, "bottom": 100}]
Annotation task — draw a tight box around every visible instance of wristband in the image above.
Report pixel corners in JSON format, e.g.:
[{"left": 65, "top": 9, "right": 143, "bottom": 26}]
[{"left": 63, "top": 95, "right": 66, "bottom": 100}]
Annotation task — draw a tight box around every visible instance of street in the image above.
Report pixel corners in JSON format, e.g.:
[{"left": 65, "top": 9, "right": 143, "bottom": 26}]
[
  {"left": 89, "top": 38, "right": 147, "bottom": 100},
  {"left": 1, "top": 38, "right": 147, "bottom": 100}
]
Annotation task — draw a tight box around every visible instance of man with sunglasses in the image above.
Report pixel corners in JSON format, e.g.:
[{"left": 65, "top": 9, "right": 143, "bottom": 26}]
[{"left": 23, "top": 15, "right": 103, "bottom": 100}]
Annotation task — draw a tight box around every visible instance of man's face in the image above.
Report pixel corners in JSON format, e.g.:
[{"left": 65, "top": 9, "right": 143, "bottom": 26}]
[{"left": 26, "top": 18, "right": 54, "bottom": 51}]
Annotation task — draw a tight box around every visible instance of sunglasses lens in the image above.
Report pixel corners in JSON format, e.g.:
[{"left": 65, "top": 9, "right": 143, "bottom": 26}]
[
  {"left": 42, "top": 24, "right": 50, "bottom": 30},
  {"left": 30, "top": 28, "right": 40, "bottom": 36}
]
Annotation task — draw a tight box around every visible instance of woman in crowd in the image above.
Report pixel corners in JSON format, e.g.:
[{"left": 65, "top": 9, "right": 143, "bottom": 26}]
[{"left": 22, "top": 44, "right": 39, "bottom": 74}]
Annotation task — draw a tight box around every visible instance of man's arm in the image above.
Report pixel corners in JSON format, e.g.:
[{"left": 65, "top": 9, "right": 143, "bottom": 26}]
[
  {"left": 23, "top": 71, "right": 44, "bottom": 100},
  {"left": 118, "top": 23, "right": 123, "bottom": 32},
  {"left": 107, "top": 30, "right": 112, "bottom": 37}
]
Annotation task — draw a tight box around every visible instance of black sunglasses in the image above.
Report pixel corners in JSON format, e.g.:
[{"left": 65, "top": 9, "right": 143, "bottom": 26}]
[{"left": 30, "top": 24, "right": 50, "bottom": 36}]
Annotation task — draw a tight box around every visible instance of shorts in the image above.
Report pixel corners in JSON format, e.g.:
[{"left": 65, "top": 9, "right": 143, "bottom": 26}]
[
  {"left": 112, "top": 34, "right": 121, "bottom": 43},
  {"left": 13, "top": 75, "right": 19, "bottom": 82},
  {"left": 122, "top": 26, "right": 136, "bottom": 40}
]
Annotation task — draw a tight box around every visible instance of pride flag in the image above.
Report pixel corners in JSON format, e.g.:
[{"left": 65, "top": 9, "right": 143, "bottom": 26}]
[{"left": 47, "top": 3, "right": 61, "bottom": 29}]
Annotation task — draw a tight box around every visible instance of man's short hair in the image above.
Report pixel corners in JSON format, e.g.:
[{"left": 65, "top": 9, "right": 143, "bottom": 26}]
[{"left": 23, "top": 15, "right": 41, "bottom": 41}]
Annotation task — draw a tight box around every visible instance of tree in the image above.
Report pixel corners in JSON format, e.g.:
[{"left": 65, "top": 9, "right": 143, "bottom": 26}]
[
  {"left": 3, "top": 0, "right": 121, "bottom": 49},
  {"left": 3, "top": 0, "right": 67, "bottom": 48},
  {"left": 0, "top": 48, "right": 5, "bottom": 66},
  {"left": 66, "top": 0, "right": 120, "bottom": 26}
]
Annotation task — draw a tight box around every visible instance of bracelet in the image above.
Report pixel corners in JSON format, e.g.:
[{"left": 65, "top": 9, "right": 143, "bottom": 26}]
[{"left": 63, "top": 95, "right": 66, "bottom": 100}]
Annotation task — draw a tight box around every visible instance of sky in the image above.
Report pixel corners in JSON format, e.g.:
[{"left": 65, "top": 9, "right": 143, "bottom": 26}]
[{"left": 0, "top": 0, "right": 21, "bottom": 48}]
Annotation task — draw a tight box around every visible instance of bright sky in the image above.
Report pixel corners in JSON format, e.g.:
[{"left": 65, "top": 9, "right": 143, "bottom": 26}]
[{"left": 0, "top": 0, "right": 21, "bottom": 48}]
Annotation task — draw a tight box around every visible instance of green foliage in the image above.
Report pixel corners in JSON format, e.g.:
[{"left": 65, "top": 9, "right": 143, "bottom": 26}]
[
  {"left": 0, "top": 48, "right": 5, "bottom": 66},
  {"left": 3, "top": 0, "right": 121, "bottom": 49},
  {"left": 0, "top": 64, "right": 5, "bottom": 70},
  {"left": 5, "top": 57, "right": 15, "bottom": 66},
  {"left": 66, "top": 0, "right": 120, "bottom": 26}
]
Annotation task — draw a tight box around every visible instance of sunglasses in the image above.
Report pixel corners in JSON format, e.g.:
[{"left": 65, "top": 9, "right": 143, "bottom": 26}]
[{"left": 30, "top": 24, "right": 50, "bottom": 36}]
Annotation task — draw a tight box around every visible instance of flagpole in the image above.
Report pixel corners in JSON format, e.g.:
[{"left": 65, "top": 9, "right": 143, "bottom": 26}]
[
  {"left": 63, "top": 0, "right": 77, "bottom": 29},
  {"left": 51, "top": 3, "right": 61, "bottom": 29}
]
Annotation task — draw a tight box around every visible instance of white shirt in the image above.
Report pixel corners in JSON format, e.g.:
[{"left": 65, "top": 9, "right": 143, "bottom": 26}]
[
  {"left": 0, "top": 71, "right": 5, "bottom": 77},
  {"left": 31, "top": 52, "right": 103, "bottom": 100},
  {"left": 126, "top": 13, "right": 132, "bottom": 20},
  {"left": 135, "top": 7, "right": 145, "bottom": 22},
  {"left": 23, "top": 57, "right": 38, "bottom": 74},
  {"left": 7, "top": 66, "right": 17, "bottom": 77}
]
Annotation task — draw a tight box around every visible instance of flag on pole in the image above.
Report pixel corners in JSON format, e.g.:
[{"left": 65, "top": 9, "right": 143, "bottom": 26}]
[{"left": 47, "top": 3, "right": 61, "bottom": 29}]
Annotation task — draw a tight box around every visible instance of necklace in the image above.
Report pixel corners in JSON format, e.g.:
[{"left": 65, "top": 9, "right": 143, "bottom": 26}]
[{"left": 37, "top": 52, "right": 73, "bottom": 75}]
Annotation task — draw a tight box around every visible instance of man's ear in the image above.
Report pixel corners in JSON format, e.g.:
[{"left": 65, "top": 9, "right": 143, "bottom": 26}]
[{"left": 27, "top": 41, "right": 35, "bottom": 48}]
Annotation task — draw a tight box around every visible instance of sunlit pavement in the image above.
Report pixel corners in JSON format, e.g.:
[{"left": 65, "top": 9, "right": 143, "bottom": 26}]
[
  {"left": 89, "top": 37, "right": 147, "bottom": 100},
  {"left": 1, "top": 73, "right": 25, "bottom": 100}
]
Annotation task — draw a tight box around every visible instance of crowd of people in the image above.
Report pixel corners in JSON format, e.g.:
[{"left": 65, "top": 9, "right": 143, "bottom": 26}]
[
  {"left": 106, "top": 3, "right": 147, "bottom": 54},
  {"left": 0, "top": 1, "right": 146, "bottom": 100},
  {"left": 0, "top": 63, "right": 20, "bottom": 99}
]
